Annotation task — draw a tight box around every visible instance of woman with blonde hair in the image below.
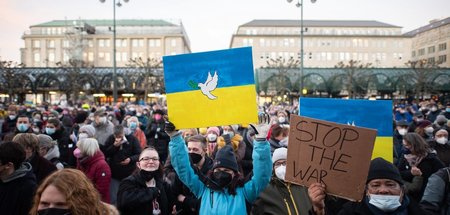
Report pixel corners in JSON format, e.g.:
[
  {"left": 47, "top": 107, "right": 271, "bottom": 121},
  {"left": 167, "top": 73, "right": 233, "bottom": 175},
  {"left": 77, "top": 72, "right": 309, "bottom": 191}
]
[
  {"left": 29, "top": 168, "right": 118, "bottom": 215},
  {"left": 75, "top": 138, "right": 112, "bottom": 203}
]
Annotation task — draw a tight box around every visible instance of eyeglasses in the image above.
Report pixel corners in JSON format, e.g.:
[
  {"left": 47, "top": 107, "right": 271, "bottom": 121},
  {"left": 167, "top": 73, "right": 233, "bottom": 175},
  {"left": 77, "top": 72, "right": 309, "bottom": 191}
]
[{"left": 139, "top": 157, "right": 159, "bottom": 162}]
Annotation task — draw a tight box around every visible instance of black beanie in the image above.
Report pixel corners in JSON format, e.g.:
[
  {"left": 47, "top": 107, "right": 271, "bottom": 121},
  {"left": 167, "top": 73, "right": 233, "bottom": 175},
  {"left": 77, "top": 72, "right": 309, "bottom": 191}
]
[
  {"left": 213, "top": 145, "right": 238, "bottom": 172},
  {"left": 367, "top": 157, "right": 403, "bottom": 185}
]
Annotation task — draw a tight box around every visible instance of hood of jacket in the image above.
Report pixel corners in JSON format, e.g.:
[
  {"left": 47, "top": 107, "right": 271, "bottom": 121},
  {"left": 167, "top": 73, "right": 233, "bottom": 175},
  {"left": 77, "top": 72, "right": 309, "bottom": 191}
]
[{"left": 1, "top": 162, "right": 33, "bottom": 183}]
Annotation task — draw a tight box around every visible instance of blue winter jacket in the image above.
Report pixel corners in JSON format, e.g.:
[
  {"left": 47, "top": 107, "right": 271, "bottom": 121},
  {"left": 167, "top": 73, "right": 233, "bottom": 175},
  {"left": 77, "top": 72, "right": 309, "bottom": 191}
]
[{"left": 169, "top": 133, "right": 272, "bottom": 215}]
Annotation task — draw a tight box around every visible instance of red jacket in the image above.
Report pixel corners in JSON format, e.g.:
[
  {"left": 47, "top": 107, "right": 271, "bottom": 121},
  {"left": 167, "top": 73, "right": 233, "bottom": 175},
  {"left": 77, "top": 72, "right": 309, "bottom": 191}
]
[{"left": 77, "top": 151, "right": 112, "bottom": 203}]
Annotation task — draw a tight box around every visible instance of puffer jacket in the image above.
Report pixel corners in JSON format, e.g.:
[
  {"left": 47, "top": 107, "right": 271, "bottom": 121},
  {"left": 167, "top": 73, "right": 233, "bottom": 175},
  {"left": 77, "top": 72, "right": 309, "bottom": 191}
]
[{"left": 78, "top": 150, "right": 112, "bottom": 203}]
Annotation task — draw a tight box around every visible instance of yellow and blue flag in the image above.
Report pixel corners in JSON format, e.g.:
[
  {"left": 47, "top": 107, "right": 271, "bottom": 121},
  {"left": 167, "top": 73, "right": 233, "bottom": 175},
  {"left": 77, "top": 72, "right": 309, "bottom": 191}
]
[
  {"left": 299, "top": 98, "right": 393, "bottom": 162},
  {"left": 163, "top": 47, "right": 258, "bottom": 129}
]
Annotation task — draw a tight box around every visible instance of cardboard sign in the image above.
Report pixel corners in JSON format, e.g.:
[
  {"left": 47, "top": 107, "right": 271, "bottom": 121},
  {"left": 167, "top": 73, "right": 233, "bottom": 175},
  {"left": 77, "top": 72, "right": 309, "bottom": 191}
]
[
  {"left": 285, "top": 115, "right": 377, "bottom": 201},
  {"left": 163, "top": 47, "right": 258, "bottom": 129}
]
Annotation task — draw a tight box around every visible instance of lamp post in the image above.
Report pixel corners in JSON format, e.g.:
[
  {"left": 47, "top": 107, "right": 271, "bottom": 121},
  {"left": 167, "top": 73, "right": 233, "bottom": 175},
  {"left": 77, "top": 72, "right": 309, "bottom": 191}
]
[
  {"left": 100, "top": 0, "right": 129, "bottom": 104},
  {"left": 287, "top": 0, "right": 316, "bottom": 97}
]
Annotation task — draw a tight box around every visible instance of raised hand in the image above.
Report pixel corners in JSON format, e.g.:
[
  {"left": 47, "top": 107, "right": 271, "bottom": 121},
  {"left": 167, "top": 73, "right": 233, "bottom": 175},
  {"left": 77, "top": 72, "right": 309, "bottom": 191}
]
[{"left": 250, "top": 113, "right": 271, "bottom": 141}]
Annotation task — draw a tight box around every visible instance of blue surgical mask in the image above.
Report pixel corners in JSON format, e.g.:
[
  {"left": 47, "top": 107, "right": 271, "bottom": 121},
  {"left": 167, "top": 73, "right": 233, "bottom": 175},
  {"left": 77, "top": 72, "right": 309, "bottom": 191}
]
[
  {"left": 223, "top": 131, "right": 234, "bottom": 138},
  {"left": 446, "top": 108, "right": 450, "bottom": 112},
  {"left": 46, "top": 127, "right": 56, "bottom": 135},
  {"left": 368, "top": 194, "right": 402, "bottom": 212},
  {"left": 129, "top": 122, "right": 138, "bottom": 130},
  {"left": 17, "top": 124, "right": 29, "bottom": 132}
]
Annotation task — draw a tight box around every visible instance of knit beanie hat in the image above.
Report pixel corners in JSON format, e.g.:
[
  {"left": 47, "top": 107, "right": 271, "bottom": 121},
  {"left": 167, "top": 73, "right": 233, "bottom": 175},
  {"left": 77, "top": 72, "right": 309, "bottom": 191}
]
[
  {"left": 213, "top": 145, "right": 238, "bottom": 172},
  {"left": 367, "top": 157, "right": 403, "bottom": 185},
  {"left": 207, "top": 126, "right": 220, "bottom": 136},
  {"left": 37, "top": 134, "right": 56, "bottom": 148},
  {"left": 79, "top": 124, "right": 96, "bottom": 138},
  {"left": 230, "top": 125, "right": 239, "bottom": 132},
  {"left": 272, "top": 147, "right": 288, "bottom": 163},
  {"left": 436, "top": 115, "right": 448, "bottom": 124}
]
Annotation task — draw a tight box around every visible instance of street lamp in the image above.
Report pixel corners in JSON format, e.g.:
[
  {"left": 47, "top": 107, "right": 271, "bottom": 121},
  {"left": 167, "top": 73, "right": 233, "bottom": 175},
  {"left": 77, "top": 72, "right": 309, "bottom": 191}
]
[
  {"left": 100, "top": 0, "right": 129, "bottom": 104},
  {"left": 287, "top": 0, "right": 316, "bottom": 97}
]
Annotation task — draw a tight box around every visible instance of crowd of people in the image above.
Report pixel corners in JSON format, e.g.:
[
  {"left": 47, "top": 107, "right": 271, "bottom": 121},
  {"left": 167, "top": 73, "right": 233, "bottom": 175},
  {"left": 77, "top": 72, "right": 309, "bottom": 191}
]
[{"left": 0, "top": 99, "right": 449, "bottom": 215}]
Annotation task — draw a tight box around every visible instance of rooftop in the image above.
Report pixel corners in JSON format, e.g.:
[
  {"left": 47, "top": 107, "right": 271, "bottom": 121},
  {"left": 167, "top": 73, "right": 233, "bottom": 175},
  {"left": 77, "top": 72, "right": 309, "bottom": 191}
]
[
  {"left": 240, "top": 20, "right": 401, "bottom": 28},
  {"left": 31, "top": 19, "right": 177, "bottom": 28},
  {"left": 403, "top": 17, "right": 450, "bottom": 36}
]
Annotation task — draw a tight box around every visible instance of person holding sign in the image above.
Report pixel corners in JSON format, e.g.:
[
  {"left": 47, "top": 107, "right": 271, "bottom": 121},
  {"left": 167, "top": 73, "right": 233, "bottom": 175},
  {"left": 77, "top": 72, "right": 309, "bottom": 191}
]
[
  {"left": 165, "top": 116, "right": 272, "bottom": 214},
  {"left": 252, "top": 147, "right": 321, "bottom": 215},
  {"left": 310, "top": 158, "right": 425, "bottom": 215}
]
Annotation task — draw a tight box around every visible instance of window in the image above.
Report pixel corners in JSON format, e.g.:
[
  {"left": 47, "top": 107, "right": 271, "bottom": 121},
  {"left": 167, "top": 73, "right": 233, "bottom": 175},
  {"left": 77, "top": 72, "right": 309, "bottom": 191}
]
[
  {"left": 63, "top": 53, "right": 69, "bottom": 62},
  {"left": 438, "top": 43, "right": 447, "bottom": 51},
  {"left": 438, "top": 55, "right": 447, "bottom": 63},
  {"left": 48, "top": 53, "right": 55, "bottom": 62},
  {"left": 116, "top": 52, "right": 121, "bottom": 61},
  {"left": 427, "top": 57, "right": 435, "bottom": 64},
  {"left": 34, "top": 53, "right": 40, "bottom": 62},
  {"left": 99, "top": 39, "right": 105, "bottom": 47},
  {"left": 131, "top": 39, "right": 144, "bottom": 47},
  {"left": 259, "top": 39, "right": 265, "bottom": 47},
  {"left": 428, "top": 46, "right": 435, "bottom": 54},
  {"left": 87, "top": 39, "right": 94, "bottom": 48},
  {"left": 88, "top": 52, "right": 94, "bottom": 62},
  {"left": 171, "top": 39, "right": 177, "bottom": 47},
  {"left": 122, "top": 52, "right": 128, "bottom": 62},
  {"left": 33, "top": 40, "right": 40, "bottom": 48},
  {"left": 48, "top": 40, "right": 55, "bottom": 48},
  {"left": 62, "top": 40, "right": 69, "bottom": 48},
  {"left": 411, "top": 51, "right": 416, "bottom": 57},
  {"left": 105, "top": 53, "right": 110, "bottom": 62},
  {"left": 99, "top": 52, "right": 105, "bottom": 59},
  {"left": 418, "top": 48, "right": 425, "bottom": 56}
]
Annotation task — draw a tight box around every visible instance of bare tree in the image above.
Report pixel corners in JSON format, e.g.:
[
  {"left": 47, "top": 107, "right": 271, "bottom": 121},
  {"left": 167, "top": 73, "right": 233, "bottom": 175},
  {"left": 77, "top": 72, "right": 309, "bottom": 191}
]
[
  {"left": 0, "top": 58, "right": 25, "bottom": 103},
  {"left": 261, "top": 56, "right": 300, "bottom": 99},
  {"left": 335, "top": 60, "right": 372, "bottom": 98},
  {"left": 127, "top": 57, "right": 163, "bottom": 101},
  {"left": 56, "top": 59, "right": 94, "bottom": 103},
  {"left": 402, "top": 59, "right": 440, "bottom": 99}
]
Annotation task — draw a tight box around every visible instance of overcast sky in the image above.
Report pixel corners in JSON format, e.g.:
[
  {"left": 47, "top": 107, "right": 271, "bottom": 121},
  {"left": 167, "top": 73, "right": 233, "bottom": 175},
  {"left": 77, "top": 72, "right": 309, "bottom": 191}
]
[{"left": 0, "top": 0, "right": 448, "bottom": 62}]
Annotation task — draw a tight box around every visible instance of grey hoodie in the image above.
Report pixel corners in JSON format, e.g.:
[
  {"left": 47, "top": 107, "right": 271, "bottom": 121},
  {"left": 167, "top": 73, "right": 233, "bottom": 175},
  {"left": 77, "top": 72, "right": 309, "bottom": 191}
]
[{"left": 1, "top": 162, "right": 33, "bottom": 183}]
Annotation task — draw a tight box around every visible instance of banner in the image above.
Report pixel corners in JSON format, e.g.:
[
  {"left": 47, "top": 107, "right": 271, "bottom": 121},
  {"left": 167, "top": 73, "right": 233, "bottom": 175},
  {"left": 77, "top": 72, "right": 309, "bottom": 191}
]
[
  {"left": 299, "top": 98, "right": 393, "bottom": 162},
  {"left": 163, "top": 47, "right": 258, "bottom": 129}
]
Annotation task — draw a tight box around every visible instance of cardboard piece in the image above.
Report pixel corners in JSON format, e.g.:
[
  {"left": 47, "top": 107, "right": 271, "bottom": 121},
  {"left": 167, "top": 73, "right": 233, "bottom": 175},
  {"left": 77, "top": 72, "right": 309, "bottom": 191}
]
[{"left": 284, "top": 115, "right": 377, "bottom": 201}]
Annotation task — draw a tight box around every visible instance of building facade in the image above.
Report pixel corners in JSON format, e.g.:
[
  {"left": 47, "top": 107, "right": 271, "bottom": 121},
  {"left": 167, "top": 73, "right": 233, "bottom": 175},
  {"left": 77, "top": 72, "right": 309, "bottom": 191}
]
[
  {"left": 406, "top": 17, "right": 450, "bottom": 67},
  {"left": 230, "top": 20, "right": 412, "bottom": 69},
  {"left": 21, "top": 19, "right": 191, "bottom": 67}
]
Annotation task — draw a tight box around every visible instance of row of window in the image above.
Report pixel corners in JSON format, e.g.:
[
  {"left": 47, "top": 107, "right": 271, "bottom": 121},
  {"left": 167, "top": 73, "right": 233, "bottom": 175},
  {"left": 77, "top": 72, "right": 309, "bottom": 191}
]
[
  {"left": 243, "top": 38, "right": 403, "bottom": 49},
  {"left": 412, "top": 43, "right": 447, "bottom": 57},
  {"left": 33, "top": 51, "right": 166, "bottom": 63},
  {"left": 32, "top": 38, "right": 176, "bottom": 49},
  {"left": 260, "top": 52, "right": 403, "bottom": 62},
  {"left": 243, "top": 27, "right": 400, "bottom": 36}
]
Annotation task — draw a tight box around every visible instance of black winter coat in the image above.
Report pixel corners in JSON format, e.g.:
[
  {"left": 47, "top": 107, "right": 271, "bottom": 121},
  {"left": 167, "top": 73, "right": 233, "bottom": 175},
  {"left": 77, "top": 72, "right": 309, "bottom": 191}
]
[
  {"left": 49, "top": 128, "right": 75, "bottom": 167},
  {"left": 117, "top": 173, "right": 173, "bottom": 215},
  {"left": 103, "top": 134, "right": 142, "bottom": 180}
]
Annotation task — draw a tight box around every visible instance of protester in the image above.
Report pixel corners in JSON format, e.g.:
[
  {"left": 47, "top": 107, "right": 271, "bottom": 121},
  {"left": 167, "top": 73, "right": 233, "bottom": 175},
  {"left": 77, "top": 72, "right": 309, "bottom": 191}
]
[
  {"left": 310, "top": 157, "right": 425, "bottom": 214},
  {"left": 117, "top": 147, "right": 173, "bottom": 215},
  {"left": 169, "top": 135, "right": 214, "bottom": 215},
  {"left": 1, "top": 105, "right": 19, "bottom": 140},
  {"left": 397, "top": 132, "right": 445, "bottom": 202},
  {"left": 76, "top": 138, "right": 112, "bottom": 203},
  {"left": 93, "top": 109, "right": 114, "bottom": 147},
  {"left": 165, "top": 117, "right": 272, "bottom": 214},
  {"left": 395, "top": 105, "right": 413, "bottom": 123},
  {"left": 252, "top": 147, "right": 316, "bottom": 215},
  {"left": 205, "top": 126, "right": 220, "bottom": 158},
  {"left": 2, "top": 114, "right": 33, "bottom": 142},
  {"left": 428, "top": 129, "right": 450, "bottom": 166},
  {"left": 217, "top": 125, "right": 246, "bottom": 163},
  {"left": 268, "top": 123, "right": 289, "bottom": 152},
  {"left": 393, "top": 120, "right": 409, "bottom": 165},
  {"left": 29, "top": 168, "right": 118, "bottom": 215},
  {"left": 45, "top": 118, "right": 75, "bottom": 167},
  {"left": 124, "top": 116, "right": 147, "bottom": 149},
  {"left": 13, "top": 133, "right": 57, "bottom": 184},
  {"left": 0, "top": 141, "right": 37, "bottom": 215},
  {"left": 146, "top": 109, "right": 170, "bottom": 164},
  {"left": 420, "top": 166, "right": 450, "bottom": 215},
  {"left": 103, "top": 124, "right": 141, "bottom": 205},
  {"left": 414, "top": 120, "right": 434, "bottom": 142},
  {"left": 37, "top": 134, "right": 64, "bottom": 169}
]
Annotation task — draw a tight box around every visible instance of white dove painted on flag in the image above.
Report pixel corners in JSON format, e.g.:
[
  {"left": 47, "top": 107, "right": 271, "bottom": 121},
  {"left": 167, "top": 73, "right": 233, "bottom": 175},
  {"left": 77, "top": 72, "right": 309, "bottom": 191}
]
[{"left": 198, "top": 71, "right": 218, "bottom": 100}]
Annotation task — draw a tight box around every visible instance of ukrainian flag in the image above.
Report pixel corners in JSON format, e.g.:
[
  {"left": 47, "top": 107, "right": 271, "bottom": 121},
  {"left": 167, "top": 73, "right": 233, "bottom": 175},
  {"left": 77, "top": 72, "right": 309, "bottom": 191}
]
[
  {"left": 163, "top": 47, "right": 258, "bottom": 129},
  {"left": 299, "top": 98, "right": 393, "bottom": 162}
]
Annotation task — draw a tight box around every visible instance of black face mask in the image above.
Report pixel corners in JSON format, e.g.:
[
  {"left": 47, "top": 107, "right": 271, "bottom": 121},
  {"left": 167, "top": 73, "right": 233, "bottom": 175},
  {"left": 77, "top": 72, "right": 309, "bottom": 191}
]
[
  {"left": 37, "top": 208, "right": 72, "bottom": 215},
  {"left": 213, "top": 171, "right": 233, "bottom": 188},
  {"left": 189, "top": 153, "right": 203, "bottom": 164},
  {"left": 140, "top": 169, "right": 159, "bottom": 181}
]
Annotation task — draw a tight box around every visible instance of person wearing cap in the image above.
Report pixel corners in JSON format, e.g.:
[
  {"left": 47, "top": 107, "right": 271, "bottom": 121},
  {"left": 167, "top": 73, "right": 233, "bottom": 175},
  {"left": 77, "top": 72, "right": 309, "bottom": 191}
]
[
  {"left": 92, "top": 109, "right": 114, "bottom": 147},
  {"left": 394, "top": 120, "right": 410, "bottom": 165},
  {"left": 427, "top": 104, "right": 441, "bottom": 123},
  {"left": 205, "top": 126, "right": 220, "bottom": 158},
  {"left": 328, "top": 157, "right": 425, "bottom": 214},
  {"left": 165, "top": 119, "right": 272, "bottom": 214},
  {"left": 37, "top": 134, "right": 64, "bottom": 170},
  {"left": 252, "top": 147, "right": 316, "bottom": 215},
  {"left": 407, "top": 112, "right": 424, "bottom": 133},
  {"left": 428, "top": 129, "right": 450, "bottom": 166},
  {"left": 145, "top": 109, "right": 170, "bottom": 164},
  {"left": 397, "top": 132, "right": 444, "bottom": 202}
]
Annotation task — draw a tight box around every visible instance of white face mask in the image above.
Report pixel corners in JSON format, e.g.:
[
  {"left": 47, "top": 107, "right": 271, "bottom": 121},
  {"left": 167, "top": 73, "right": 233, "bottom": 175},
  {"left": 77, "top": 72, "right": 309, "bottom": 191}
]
[
  {"left": 78, "top": 133, "right": 89, "bottom": 141},
  {"left": 431, "top": 107, "right": 438, "bottom": 112},
  {"left": 280, "top": 137, "right": 289, "bottom": 146},
  {"left": 275, "top": 165, "right": 286, "bottom": 180},
  {"left": 398, "top": 129, "right": 407, "bottom": 136},
  {"left": 436, "top": 137, "right": 448, "bottom": 145},
  {"left": 368, "top": 194, "right": 402, "bottom": 212},
  {"left": 207, "top": 133, "right": 217, "bottom": 142},
  {"left": 425, "top": 127, "right": 434, "bottom": 134},
  {"left": 278, "top": 116, "right": 286, "bottom": 123}
]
